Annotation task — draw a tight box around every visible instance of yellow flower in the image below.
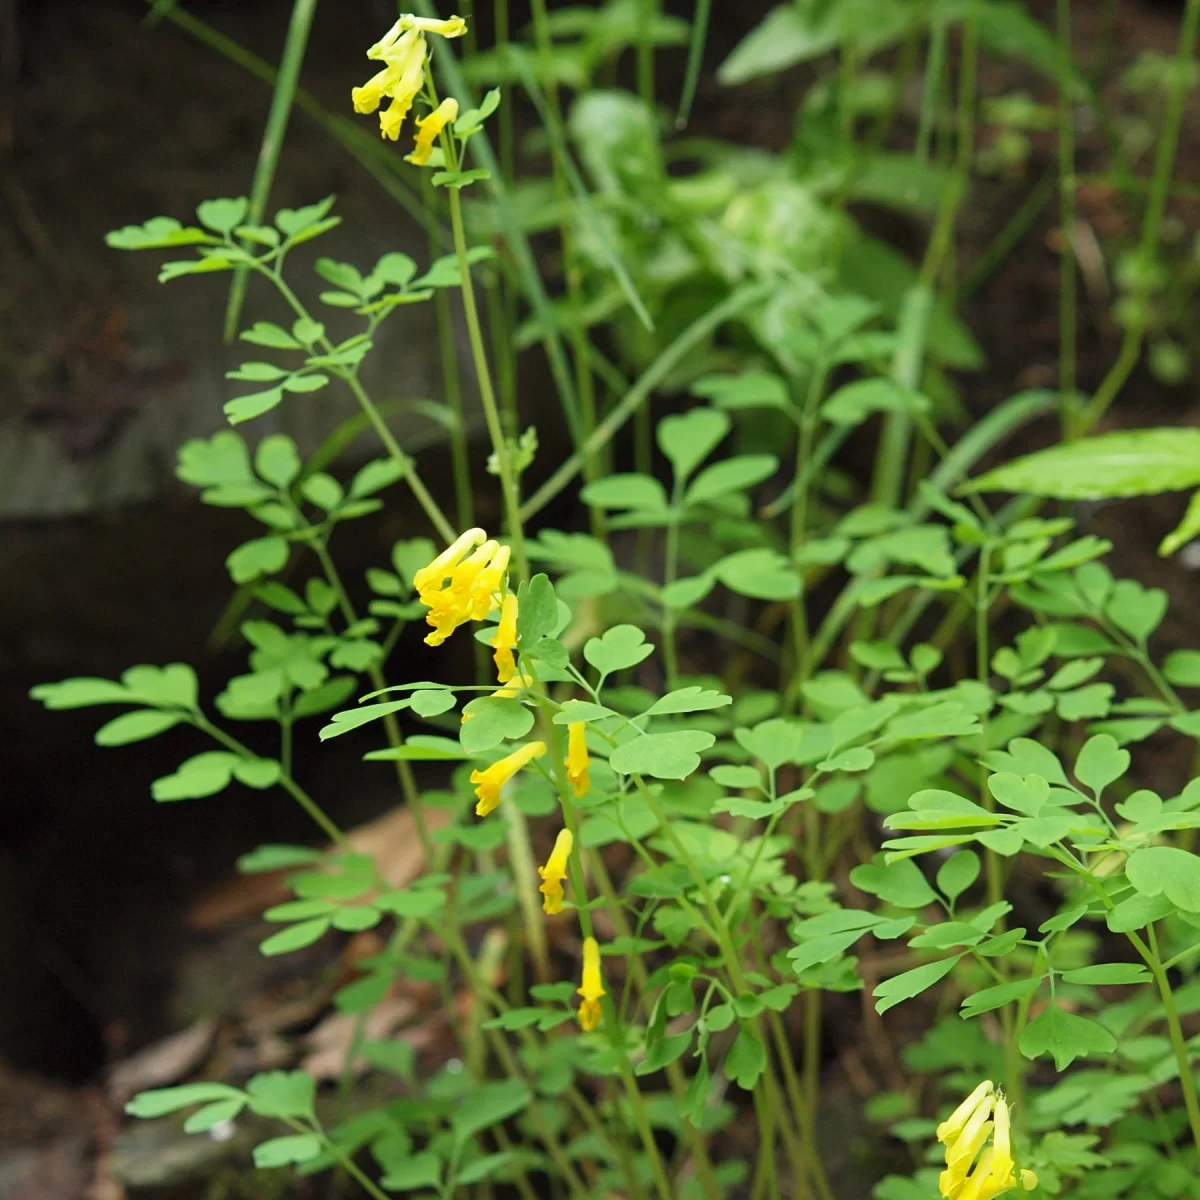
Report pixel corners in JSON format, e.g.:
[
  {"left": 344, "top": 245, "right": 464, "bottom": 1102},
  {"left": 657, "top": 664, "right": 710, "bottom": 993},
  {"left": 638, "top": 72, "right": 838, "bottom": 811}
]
[
  {"left": 415, "top": 530, "right": 512, "bottom": 646},
  {"left": 937, "top": 1083, "right": 1037, "bottom": 1200},
  {"left": 566, "top": 722, "right": 590, "bottom": 799},
  {"left": 470, "top": 741, "right": 546, "bottom": 817},
  {"left": 537, "top": 828, "right": 573, "bottom": 914},
  {"left": 491, "top": 593, "right": 519, "bottom": 683},
  {"left": 408, "top": 98, "right": 459, "bottom": 166},
  {"left": 353, "top": 26, "right": 428, "bottom": 141},
  {"left": 370, "top": 13, "right": 467, "bottom": 50},
  {"left": 577, "top": 936, "right": 605, "bottom": 1031}
]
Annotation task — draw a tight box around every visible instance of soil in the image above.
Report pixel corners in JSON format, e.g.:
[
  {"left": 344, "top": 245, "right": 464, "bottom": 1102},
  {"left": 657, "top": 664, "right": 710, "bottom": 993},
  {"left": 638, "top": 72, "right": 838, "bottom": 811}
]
[{"left": 2, "top": 0, "right": 1200, "bottom": 1197}]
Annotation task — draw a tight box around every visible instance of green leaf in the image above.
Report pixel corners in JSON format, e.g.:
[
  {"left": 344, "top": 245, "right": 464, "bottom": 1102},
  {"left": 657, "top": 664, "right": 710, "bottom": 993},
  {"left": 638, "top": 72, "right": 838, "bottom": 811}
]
[
  {"left": 713, "top": 548, "right": 801, "bottom": 601},
  {"left": 125, "top": 1082, "right": 242, "bottom": 1117},
  {"left": 451, "top": 1080, "right": 532, "bottom": 1143},
  {"left": 875, "top": 956, "right": 962, "bottom": 1014},
  {"left": 884, "top": 701, "right": 980, "bottom": 741},
  {"left": 253, "top": 1134, "right": 322, "bottom": 1168},
  {"left": 30, "top": 677, "right": 133, "bottom": 709},
  {"left": 245, "top": 1070, "right": 316, "bottom": 1119},
  {"left": 850, "top": 856, "right": 937, "bottom": 908},
  {"left": 182, "top": 1097, "right": 247, "bottom": 1132},
  {"left": 255, "top": 435, "right": 302, "bottom": 488},
  {"left": 988, "top": 772, "right": 1049, "bottom": 816},
  {"left": 196, "top": 196, "right": 248, "bottom": 234},
  {"left": 1074, "top": 734, "right": 1129, "bottom": 795},
  {"left": 822, "top": 378, "right": 929, "bottom": 426},
  {"left": 460, "top": 697, "right": 535, "bottom": 753},
  {"left": 1125, "top": 846, "right": 1200, "bottom": 912},
  {"left": 241, "top": 321, "right": 302, "bottom": 350},
  {"left": 684, "top": 455, "right": 778, "bottom": 506},
  {"left": 580, "top": 473, "right": 668, "bottom": 512},
  {"left": 225, "top": 386, "right": 284, "bottom": 425},
  {"left": 152, "top": 752, "right": 239, "bottom": 801},
  {"left": 718, "top": 4, "right": 839, "bottom": 86},
  {"left": 226, "top": 536, "right": 289, "bottom": 584},
  {"left": 657, "top": 408, "right": 730, "bottom": 480},
  {"left": 259, "top": 918, "right": 331, "bottom": 956},
  {"left": 644, "top": 687, "right": 733, "bottom": 716},
  {"left": 380, "top": 1152, "right": 442, "bottom": 1191},
  {"left": 1059, "top": 963, "right": 1150, "bottom": 985},
  {"left": 237, "top": 844, "right": 323, "bottom": 873},
  {"left": 1105, "top": 579, "right": 1167, "bottom": 643},
  {"left": 1160, "top": 489, "right": 1200, "bottom": 556},
  {"left": 95, "top": 709, "right": 186, "bottom": 746},
  {"left": 609, "top": 731, "right": 715, "bottom": 779},
  {"left": 710, "top": 764, "right": 763, "bottom": 789},
  {"left": 965, "top": 429, "right": 1200, "bottom": 500},
  {"left": 275, "top": 196, "right": 336, "bottom": 238},
  {"left": 517, "top": 575, "right": 560, "bottom": 646},
  {"left": 1164, "top": 650, "right": 1200, "bottom": 687},
  {"left": 960, "top": 977, "right": 1040, "bottom": 1019},
  {"left": 234, "top": 758, "right": 282, "bottom": 789},
  {"left": 691, "top": 371, "right": 791, "bottom": 412},
  {"left": 177, "top": 430, "right": 253, "bottom": 488},
  {"left": 584, "top": 624, "right": 655, "bottom": 674},
  {"left": 723, "top": 1026, "right": 767, "bottom": 1089},
  {"left": 1019, "top": 1005, "right": 1116, "bottom": 1070},
  {"left": 106, "top": 216, "right": 214, "bottom": 250},
  {"left": 937, "top": 851, "right": 981, "bottom": 903},
  {"left": 319, "top": 700, "right": 413, "bottom": 741}
]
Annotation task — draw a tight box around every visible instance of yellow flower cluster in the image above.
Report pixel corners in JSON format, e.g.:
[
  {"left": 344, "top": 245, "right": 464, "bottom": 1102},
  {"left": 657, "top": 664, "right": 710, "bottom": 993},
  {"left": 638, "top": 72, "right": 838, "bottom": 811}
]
[
  {"left": 414, "top": 528, "right": 510, "bottom": 647},
  {"left": 352, "top": 14, "right": 466, "bottom": 143},
  {"left": 938, "top": 1082, "right": 1037, "bottom": 1200}
]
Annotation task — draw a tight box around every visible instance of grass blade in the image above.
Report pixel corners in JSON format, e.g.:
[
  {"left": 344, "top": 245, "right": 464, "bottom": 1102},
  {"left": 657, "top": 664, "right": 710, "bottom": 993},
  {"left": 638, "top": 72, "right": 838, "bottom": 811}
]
[{"left": 676, "top": 0, "right": 712, "bottom": 129}]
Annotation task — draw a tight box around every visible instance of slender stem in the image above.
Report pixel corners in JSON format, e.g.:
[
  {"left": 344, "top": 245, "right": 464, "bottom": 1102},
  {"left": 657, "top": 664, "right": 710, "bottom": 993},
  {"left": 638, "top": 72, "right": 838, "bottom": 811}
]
[
  {"left": 447, "top": 188, "right": 528, "bottom": 578},
  {"left": 1056, "top": 0, "right": 1078, "bottom": 431},
  {"left": 1078, "top": 0, "right": 1200, "bottom": 433}
]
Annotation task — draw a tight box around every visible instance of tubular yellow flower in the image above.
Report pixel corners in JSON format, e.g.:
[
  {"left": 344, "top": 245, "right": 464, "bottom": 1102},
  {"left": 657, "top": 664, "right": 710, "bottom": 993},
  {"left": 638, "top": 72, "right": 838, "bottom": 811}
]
[
  {"left": 937, "top": 1083, "right": 1037, "bottom": 1200},
  {"left": 353, "top": 26, "right": 428, "bottom": 140},
  {"left": 469, "top": 544, "right": 511, "bottom": 620},
  {"left": 415, "top": 529, "right": 500, "bottom": 646},
  {"left": 566, "top": 722, "right": 591, "bottom": 799},
  {"left": 577, "top": 936, "right": 605, "bottom": 1031},
  {"left": 470, "top": 741, "right": 546, "bottom": 817},
  {"left": 408, "top": 98, "right": 459, "bottom": 166},
  {"left": 414, "top": 527, "right": 486, "bottom": 595},
  {"left": 537, "top": 828, "right": 574, "bottom": 914},
  {"left": 491, "top": 593, "right": 519, "bottom": 683}
]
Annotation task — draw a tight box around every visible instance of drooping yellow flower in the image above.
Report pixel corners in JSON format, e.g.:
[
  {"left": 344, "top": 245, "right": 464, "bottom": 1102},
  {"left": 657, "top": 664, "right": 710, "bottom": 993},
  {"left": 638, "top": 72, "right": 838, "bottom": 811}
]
[
  {"left": 353, "top": 26, "right": 427, "bottom": 141},
  {"left": 537, "top": 828, "right": 573, "bottom": 914},
  {"left": 577, "top": 936, "right": 605, "bottom": 1031},
  {"left": 470, "top": 741, "right": 546, "bottom": 817},
  {"left": 566, "top": 722, "right": 590, "bottom": 799},
  {"left": 415, "top": 530, "right": 512, "bottom": 646},
  {"left": 370, "top": 13, "right": 467, "bottom": 50},
  {"left": 408, "top": 98, "right": 459, "bottom": 166},
  {"left": 491, "top": 593, "right": 519, "bottom": 683},
  {"left": 937, "top": 1082, "right": 1037, "bottom": 1200}
]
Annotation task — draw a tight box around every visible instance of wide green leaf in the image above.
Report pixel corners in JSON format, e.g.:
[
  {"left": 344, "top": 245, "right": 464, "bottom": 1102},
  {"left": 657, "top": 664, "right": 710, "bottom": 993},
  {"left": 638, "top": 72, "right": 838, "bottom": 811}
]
[
  {"left": 1019, "top": 1005, "right": 1116, "bottom": 1070},
  {"left": 609, "top": 731, "right": 715, "bottom": 779}
]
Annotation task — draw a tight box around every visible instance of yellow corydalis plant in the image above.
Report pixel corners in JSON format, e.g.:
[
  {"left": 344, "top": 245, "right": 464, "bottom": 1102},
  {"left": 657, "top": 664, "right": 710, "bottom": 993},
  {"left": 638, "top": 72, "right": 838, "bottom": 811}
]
[
  {"left": 577, "top": 936, "right": 605, "bottom": 1031},
  {"left": 470, "top": 741, "right": 546, "bottom": 817},
  {"left": 537, "top": 828, "right": 573, "bottom": 914},
  {"left": 566, "top": 722, "right": 590, "bottom": 798},
  {"left": 352, "top": 13, "right": 466, "bottom": 142},
  {"left": 413, "top": 528, "right": 511, "bottom": 646},
  {"left": 937, "top": 1081, "right": 1037, "bottom": 1200}
]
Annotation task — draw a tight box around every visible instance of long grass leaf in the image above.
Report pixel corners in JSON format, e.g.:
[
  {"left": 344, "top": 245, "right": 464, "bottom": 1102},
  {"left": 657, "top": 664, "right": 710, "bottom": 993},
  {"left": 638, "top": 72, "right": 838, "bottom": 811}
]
[
  {"left": 511, "top": 48, "right": 655, "bottom": 334},
  {"left": 676, "top": 0, "right": 712, "bottom": 129}
]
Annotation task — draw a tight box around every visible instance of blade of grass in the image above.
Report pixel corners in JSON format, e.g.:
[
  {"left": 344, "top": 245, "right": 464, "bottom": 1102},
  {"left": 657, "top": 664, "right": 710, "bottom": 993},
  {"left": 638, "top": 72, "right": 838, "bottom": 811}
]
[
  {"left": 221, "top": 0, "right": 320, "bottom": 342},
  {"left": 412, "top": 0, "right": 583, "bottom": 445},
  {"left": 520, "top": 280, "right": 772, "bottom": 521},
  {"left": 511, "top": 47, "right": 655, "bottom": 334},
  {"left": 676, "top": 0, "right": 712, "bottom": 129}
]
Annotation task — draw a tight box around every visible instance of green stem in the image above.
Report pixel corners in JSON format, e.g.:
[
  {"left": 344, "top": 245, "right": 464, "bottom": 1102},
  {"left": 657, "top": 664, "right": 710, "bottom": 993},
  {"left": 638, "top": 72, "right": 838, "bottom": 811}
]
[
  {"left": 221, "top": 0, "right": 318, "bottom": 342},
  {"left": 447, "top": 188, "right": 528, "bottom": 578},
  {"left": 1056, "top": 0, "right": 1078, "bottom": 430}
]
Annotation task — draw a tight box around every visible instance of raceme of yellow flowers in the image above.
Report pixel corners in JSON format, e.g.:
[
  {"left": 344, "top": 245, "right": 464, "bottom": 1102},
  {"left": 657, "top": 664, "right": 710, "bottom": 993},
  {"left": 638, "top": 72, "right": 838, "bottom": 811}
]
[
  {"left": 414, "top": 532, "right": 602, "bottom": 1028},
  {"left": 351, "top": 13, "right": 466, "bottom": 151},
  {"left": 937, "top": 1081, "right": 1037, "bottom": 1200}
]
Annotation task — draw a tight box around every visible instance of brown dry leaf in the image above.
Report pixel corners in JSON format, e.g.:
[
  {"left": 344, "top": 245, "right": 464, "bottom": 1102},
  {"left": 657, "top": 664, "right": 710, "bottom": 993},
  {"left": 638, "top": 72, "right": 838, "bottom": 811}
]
[
  {"left": 300, "top": 995, "right": 417, "bottom": 1081},
  {"left": 106, "top": 1019, "right": 216, "bottom": 1104},
  {"left": 189, "top": 804, "right": 447, "bottom": 930}
]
